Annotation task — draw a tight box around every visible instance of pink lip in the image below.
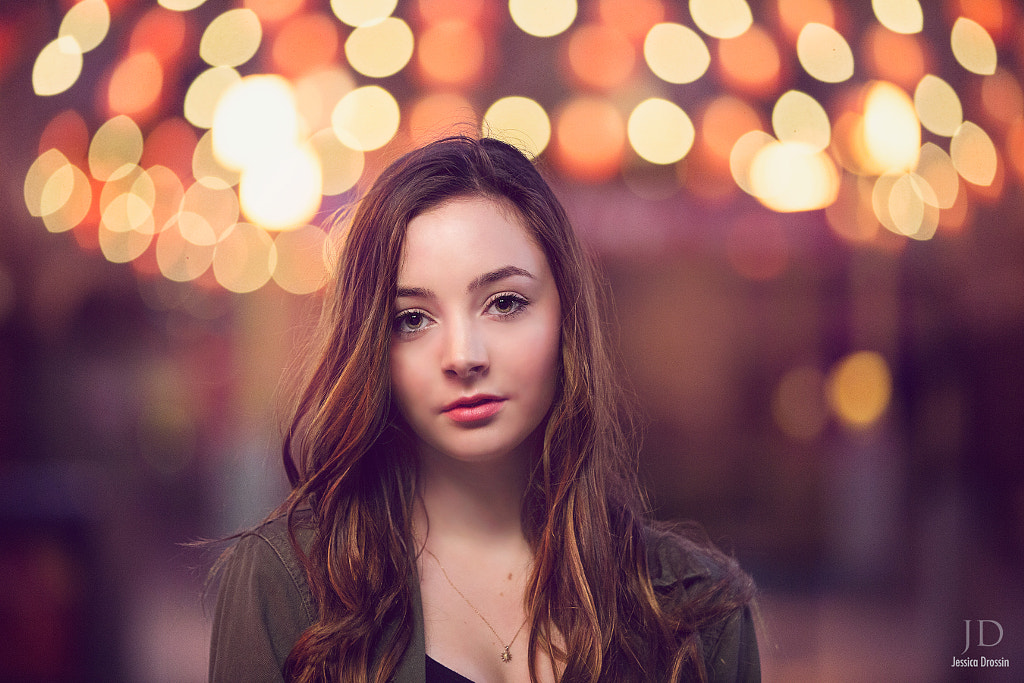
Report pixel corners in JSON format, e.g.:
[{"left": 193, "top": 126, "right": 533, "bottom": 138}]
[{"left": 442, "top": 395, "right": 506, "bottom": 423}]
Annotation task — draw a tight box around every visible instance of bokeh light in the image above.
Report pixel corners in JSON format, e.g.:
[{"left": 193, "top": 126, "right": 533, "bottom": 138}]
[
  {"left": 25, "top": 149, "right": 72, "bottom": 218},
  {"left": 200, "top": 8, "right": 262, "bottom": 68},
  {"left": 749, "top": 141, "right": 839, "bottom": 212},
  {"left": 184, "top": 67, "right": 241, "bottom": 130},
  {"left": 59, "top": 0, "right": 111, "bottom": 53},
  {"left": 950, "top": 121, "right": 998, "bottom": 186},
  {"left": 331, "top": 85, "right": 401, "bottom": 151},
  {"left": 310, "top": 128, "right": 365, "bottom": 196},
  {"left": 271, "top": 13, "right": 341, "bottom": 77},
  {"left": 510, "top": 0, "right": 577, "bottom": 38},
  {"left": 345, "top": 17, "right": 414, "bottom": 79},
  {"left": 914, "top": 75, "right": 963, "bottom": 137},
  {"left": 775, "top": 0, "right": 835, "bottom": 41},
  {"left": 193, "top": 129, "right": 240, "bottom": 188},
  {"left": 598, "top": 0, "right": 666, "bottom": 42},
  {"left": 567, "top": 23, "right": 635, "bottom": 91},
  {"left": 99, "top": 166, "right": 155, "bottom": 235},
  {"left": 772, "top": 365, "right": 829, "bottom": 441},
  {"left": 212, "top": 222, "right": 275, "bottom": 293},
  {"left": 826, "top": 350, "right": 893, "bottom": 429},
  {"left": 915, "top": 142, "right": 960, "bottom": 209},
  {"left": 130, "top": 7, "right": 189, "bottom": 66},
  {"left": 700, "top": 96, "right": 763, "bottom": 168},
  {"left": 717, "top": 24, "right": 782, "bottom": 98},
  {"left": 731, "top": 130, "right": 776, "bottom": 197},
  {"left": 408, "top": 93, "right": 478, "bottom": 145},
  {"left": 951, "top": 17, "right": 997, "bottom": 75},
  {"left": 38, "top": 109, "right": 90, "bottom": 165},
  {"left": 863, "top": 24, "right": 927, "bottom": 89},
  {"left": 826, "top": 174, "right": 883, "bottom": 243},
  {"left": 272, "top": 224, "right": 330, "bottom": 295},
  {"left": 238, "top": 144, "right": 323, "bottom": 230},
  {"left": 644, "top": 23, "right": 710, "bottom": 85},
  {"left": 858, "top": 81, "right": 921, "bottom": 175},
  {"left": 416, "top": 20, "right": 487, "bottom": 87},
  {"left": 89, "top": 115, "right": 144, "bottom": 182},
  {"left": 871, "top": 0, "right": 923, "bottom": 35},
  {"left": 796, "top": 23, "right": 854, "bottom": 83},
  {"left": 627, "top": 98, "right": 695, "bottom": 165},
  {"left": 181, "top": 181, "right": 239, "bottom": 244},
  {"left": 146, "top": 164, "right": 187, "bottom": 230},
  {"left": 44, "top": 164, "right": 94, "bottom": 235},
  {"left": 107, "top": 52, "right": 164, "bottom": 119},
  {"left": 1007, "top": 119, "right": 1024, "bottom": 185},
  {"left": 157, "top": 220, "right": 215, "bottom": 282},
  {"left": 212, "top": 75, "right": 300, "bottom": 172},
  {"left": 980, "top": 68, "right": 1023, "bottom": 128},
  {"left": 873, "top": 171, "right": 939, "bottom": 240},
  {"left": 553, "top": 96, "right": 626, "bottom": 182},
  {"left": 245, "top": 0, "right": 304, "bottom": 24},
  {"left": 294, "top": 68, "right": 356, "bottom": 132},
  {"left": 415, "top": 0, "right": 490, "bottom": 25},
  {"left": 483, "top": 97, "right": 551, "bottom": 158},
  {"left": 330, "top": 0, "right": 398, "bottom": 27},
  {"left": 33, "top": 37, "right": 84, "bottom": 97},
  {"left": 99, "top": 197, "right": 153, "bottom": 263},
  {"left": 772, "top": 90, "right": 831, "bottom": 151},
  {"left": 23, "top": 0, "right": 1024, "bottom": 293},
  {"left": 690, "top": 0, "right": 754, "bottom": 40},
  {"left": 159, "top": 0, "right": 207, "bottom": 11}
]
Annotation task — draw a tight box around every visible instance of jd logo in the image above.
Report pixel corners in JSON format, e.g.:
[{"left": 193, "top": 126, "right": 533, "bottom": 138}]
[{"left": 962, "top": 620, "right": 1004, "bottom": 655}]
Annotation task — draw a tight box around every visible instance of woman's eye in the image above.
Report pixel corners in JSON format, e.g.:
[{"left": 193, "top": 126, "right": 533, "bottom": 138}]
[
  {"left": 487, "top": 294, "right": 527, "bottom": 317},
  {"left": 395, "top": 311, "right": 429, "bottom": 334}
]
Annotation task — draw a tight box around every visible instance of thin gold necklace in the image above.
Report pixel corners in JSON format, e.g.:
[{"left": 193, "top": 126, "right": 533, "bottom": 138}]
[{"left": 422, "top": 546, "right": 528, "bottom": 663}]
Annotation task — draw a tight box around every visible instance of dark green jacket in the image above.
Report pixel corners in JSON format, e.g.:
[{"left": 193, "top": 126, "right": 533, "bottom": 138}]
[{"left": 208, "top": 516, "right": 760, "bottom": 682}]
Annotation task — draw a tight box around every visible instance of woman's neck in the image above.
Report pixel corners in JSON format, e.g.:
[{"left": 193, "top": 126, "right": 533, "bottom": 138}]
[{"left": 414, "top": 447, "right": 532, "bottom": 552}]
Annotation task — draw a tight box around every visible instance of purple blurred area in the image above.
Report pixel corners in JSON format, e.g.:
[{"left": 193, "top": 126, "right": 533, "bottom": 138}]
[{"left": 2, "top": 2, "right": 1023, "bottom": 682}]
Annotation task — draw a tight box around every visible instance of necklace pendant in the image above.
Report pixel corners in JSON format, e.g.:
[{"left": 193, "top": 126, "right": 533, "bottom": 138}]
[{"left": 501, "top": 646, "right": 511, "bottom": 663}]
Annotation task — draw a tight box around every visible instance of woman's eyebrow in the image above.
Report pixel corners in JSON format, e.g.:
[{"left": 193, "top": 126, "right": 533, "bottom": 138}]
[
  {"left": 396, "top": 285, "right": 431, "bottom": 299},
  {"left": 467, "top": 265, "right": 535, "bottom": 292},
  {"left": 395, "top": 266, "right": 536, "bottom": 300}
]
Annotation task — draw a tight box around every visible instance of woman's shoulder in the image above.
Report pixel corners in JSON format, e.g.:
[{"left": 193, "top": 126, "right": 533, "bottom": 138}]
[
  {"left": 218, "top": 509, "right": 319, "bottom": 617},
  {"left": 644, "top": 523, "right": 751, "bottom": 596},
  {"left": 239, "top": 509, "right": 316, "bottom": 556},
  {"left": 643, "top": 523, "right": 761, "bottom": 681},
  {"left": 209, "top": 510, "right": 319, "bottom": 680}
]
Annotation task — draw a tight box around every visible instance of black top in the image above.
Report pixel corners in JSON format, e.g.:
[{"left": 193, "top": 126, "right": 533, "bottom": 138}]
[{"left": 425, "top": 655, "right": 477, "bottom": 682}]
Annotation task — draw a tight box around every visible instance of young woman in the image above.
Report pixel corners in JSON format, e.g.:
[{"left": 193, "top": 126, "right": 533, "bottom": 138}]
[{"left": 208, "top": 136, "right": 759, "bottom": 682}]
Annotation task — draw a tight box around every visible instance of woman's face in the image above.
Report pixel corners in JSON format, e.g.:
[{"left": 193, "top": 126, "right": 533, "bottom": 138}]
[{"left": 389, "top": 196, "right": 562, "bottom": 466}]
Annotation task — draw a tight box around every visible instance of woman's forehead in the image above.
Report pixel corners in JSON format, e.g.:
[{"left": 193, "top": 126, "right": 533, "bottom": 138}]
[{"left": 397, "top": 196, "right": 550, "bottom": 285}]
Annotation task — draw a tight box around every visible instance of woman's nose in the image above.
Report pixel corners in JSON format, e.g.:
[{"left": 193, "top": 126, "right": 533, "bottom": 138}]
[{"left": 441, "top": 320, "right": 488, "bottom": 379}]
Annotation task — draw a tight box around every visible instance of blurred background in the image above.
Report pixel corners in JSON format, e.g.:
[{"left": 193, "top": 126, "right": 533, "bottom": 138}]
[{"left": 2, "top": 0, "right": 1023, "bottom": 680}]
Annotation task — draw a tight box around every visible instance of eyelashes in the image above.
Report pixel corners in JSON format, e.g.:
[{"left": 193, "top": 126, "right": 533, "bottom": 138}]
[
  {"left": 393, "top": 292, "right": 531, "bottom": 337},
  {"left": 394, "top": 309, "right": 430, "bottom": 335},
  {"left": 485, "top": 292, "right": 528, "bottom": 317}
]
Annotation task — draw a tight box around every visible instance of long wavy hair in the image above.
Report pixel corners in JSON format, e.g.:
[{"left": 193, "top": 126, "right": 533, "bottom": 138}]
[{"left": 275, "top": 136, "right": 752, "bottom": 682}]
